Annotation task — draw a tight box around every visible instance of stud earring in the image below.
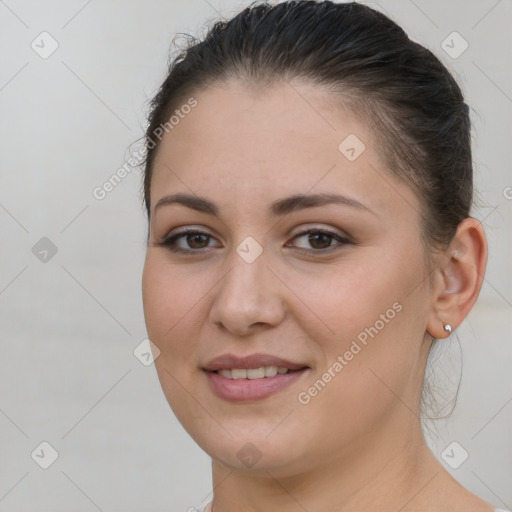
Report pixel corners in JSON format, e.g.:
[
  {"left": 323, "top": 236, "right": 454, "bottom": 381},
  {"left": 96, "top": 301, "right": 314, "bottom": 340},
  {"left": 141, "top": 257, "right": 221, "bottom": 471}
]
[{"left": 443, "top": 324, "right": 452, "bottom": 335}]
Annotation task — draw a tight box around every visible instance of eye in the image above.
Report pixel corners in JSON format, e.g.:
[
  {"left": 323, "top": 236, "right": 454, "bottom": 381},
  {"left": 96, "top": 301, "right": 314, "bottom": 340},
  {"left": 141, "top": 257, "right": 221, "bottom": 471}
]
[
  {"left": 158, "top": 228, "right": 221, "bottom": 254},
  {"left": 157, "top": 227, "right": 350, "bottom": 255},
  {"left": 287, "top": 228, "right": 350, "bottom": 254}
]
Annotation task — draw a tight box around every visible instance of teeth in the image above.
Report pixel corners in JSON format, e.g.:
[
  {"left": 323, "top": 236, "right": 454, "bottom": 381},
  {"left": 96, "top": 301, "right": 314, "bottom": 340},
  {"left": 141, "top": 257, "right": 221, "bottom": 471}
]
[
  {"left": 247, "top": 367, "right": 265, "bottom": 379},
  {"left": 231, "top": 369, "right": 247, "bottom": 379},
  {"left": 216, "top": 366, "right": 290, "bottom": 380},
  {"left": 264, "top": 366, "right": 278, "bottom": 377}
]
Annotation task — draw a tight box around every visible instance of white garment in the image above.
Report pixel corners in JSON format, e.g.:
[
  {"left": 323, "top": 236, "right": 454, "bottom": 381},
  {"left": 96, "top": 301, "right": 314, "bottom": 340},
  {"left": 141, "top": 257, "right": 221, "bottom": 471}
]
[
  {"left": 189, "top": 505, "right": 210, "bottom": 512},
  {"left": 190, "top": 505, "right": 511, "bottom": 512},
  {"left": 188, "top": 505, "right": 210, "bottom": 512}
]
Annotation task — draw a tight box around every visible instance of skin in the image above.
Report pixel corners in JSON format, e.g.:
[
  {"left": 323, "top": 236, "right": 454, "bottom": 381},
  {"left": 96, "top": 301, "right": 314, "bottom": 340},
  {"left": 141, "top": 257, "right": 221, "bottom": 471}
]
[{"left": 142, "top": 79, "right": 490, "bottom": 512}]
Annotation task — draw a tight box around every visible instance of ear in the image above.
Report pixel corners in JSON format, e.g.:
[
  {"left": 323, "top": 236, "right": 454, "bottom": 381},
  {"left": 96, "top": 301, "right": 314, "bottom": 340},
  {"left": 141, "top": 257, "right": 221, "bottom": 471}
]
[{"left": 426, "top": 217, "right": 488, "bottom": 339}]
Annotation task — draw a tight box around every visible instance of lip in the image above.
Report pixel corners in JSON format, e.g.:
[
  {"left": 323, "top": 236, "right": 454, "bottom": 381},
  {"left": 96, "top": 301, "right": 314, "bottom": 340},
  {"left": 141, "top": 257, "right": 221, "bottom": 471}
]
[
  {"left": 205, "top": 370, "right": 309, "bottom": 402},
  {"left": 203, "top": 353, "right": 310, "bottom": 402},
  {"left": 203, "top": 353, "right": 308, "bottom": 371}
]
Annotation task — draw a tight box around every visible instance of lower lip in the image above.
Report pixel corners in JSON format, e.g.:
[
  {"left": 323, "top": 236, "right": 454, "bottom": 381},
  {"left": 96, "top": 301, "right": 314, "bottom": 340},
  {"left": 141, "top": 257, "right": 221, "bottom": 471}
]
[{"left": 205, "top": 369, "right": 308, "bottom": 402}]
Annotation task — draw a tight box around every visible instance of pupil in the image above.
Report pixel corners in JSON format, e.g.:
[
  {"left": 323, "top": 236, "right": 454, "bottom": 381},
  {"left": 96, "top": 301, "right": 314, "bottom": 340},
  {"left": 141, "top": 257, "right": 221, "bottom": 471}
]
[
  {"left": 188, "top": 234, "right": 207, "bottom": 248},
  {"left": 309, "top": 232, "right": 330, "bottom": 249}
]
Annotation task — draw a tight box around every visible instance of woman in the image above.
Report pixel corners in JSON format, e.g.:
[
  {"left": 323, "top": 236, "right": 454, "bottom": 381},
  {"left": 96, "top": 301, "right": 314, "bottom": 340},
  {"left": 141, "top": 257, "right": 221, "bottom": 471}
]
[{"left": 140, "top": 1, "right": 508, "bottom": 511}]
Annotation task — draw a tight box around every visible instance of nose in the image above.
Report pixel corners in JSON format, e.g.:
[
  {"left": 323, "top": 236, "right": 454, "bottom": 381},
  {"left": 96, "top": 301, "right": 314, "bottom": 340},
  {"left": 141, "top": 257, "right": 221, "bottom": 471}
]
[{"left": 208, "top": 246, "right": 286, "bottom": 337}]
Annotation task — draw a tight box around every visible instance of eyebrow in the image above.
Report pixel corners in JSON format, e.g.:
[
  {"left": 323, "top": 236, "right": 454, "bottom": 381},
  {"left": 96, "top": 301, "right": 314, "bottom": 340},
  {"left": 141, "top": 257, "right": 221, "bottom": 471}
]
[{"left": 154, "top": 192, "right": 375, "bottom": 217}]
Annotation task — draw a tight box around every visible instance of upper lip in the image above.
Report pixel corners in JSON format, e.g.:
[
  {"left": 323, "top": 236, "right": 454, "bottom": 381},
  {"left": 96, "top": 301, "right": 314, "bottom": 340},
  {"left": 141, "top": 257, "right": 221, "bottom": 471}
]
[{"left": 203, "top": 353, "right": 309, "bottom": 371}]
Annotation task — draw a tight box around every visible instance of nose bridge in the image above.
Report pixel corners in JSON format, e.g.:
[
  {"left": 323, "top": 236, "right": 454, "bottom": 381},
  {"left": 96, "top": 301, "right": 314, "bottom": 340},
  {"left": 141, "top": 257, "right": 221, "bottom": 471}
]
[
  {"left": 221, "top": 238, "right": 271, "bottom": 308},
  {"left": 209, "top": 237, "right": 285, "bottom": 334}
]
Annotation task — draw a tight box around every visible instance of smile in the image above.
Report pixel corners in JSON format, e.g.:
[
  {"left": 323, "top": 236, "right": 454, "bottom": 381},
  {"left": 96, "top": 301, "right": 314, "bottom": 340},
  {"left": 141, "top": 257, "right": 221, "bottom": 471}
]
[{"left": 215, "top": 366, "right": 290, "bottom": 379}]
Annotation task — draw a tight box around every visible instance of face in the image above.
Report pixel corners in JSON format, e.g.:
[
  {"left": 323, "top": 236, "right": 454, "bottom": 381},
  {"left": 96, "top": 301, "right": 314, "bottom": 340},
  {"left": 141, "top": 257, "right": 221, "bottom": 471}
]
[{"left": 142, "top": 79, "right": 434, "bottom": 477}]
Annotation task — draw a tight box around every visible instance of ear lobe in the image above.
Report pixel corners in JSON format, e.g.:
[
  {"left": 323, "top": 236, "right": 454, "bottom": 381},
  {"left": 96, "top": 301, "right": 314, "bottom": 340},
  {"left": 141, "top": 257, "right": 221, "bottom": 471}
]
[{"left": 426, "top": 218, "right": 487, "bottom": 339}]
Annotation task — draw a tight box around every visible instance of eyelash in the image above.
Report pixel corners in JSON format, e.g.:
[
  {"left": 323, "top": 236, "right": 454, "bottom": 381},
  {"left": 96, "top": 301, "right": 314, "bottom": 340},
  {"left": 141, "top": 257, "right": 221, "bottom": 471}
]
[{"left": 157, "top": 227, "right": 350, "bottom": 255}]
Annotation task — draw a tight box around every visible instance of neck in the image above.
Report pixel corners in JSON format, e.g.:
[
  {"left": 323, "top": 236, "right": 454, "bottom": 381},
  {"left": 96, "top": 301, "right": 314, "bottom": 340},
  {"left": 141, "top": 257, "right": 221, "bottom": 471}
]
[{"left": 209, "top": 414, "right": 450, "bottom": 512}]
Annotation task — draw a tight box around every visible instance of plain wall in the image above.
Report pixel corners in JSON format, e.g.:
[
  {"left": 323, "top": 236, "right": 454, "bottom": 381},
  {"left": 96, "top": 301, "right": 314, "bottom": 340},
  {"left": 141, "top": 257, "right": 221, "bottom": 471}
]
[{"left": 0, "top": 1, "right": 510, "bottom": 511}]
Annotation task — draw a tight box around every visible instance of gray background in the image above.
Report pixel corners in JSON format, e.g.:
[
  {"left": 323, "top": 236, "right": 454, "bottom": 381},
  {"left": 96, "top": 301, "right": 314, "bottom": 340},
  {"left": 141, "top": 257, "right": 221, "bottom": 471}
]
[{"left": 0, "top": 0, "right": 510, "bottom": 511}]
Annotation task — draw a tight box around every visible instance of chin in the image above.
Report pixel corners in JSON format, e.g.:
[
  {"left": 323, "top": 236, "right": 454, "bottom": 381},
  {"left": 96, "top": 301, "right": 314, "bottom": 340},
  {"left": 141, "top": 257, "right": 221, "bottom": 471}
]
[{"left": 181, "top": 421, "right": 316, "bottom": 477}]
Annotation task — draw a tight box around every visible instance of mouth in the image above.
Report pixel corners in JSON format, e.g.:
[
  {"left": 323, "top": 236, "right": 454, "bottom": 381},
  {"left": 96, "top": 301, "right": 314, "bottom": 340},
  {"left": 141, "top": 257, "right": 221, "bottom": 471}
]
[
  {"left": 203, "top": 353, "right": 310, "bottom": 402},
  {"left": 214, "top": 366, "right": 293, "bottom": 379}
]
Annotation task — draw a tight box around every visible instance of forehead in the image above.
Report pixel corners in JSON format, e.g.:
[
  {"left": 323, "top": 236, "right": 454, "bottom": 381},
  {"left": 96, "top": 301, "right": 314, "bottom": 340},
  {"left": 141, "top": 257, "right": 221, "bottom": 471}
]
[{"left": 150, "top": 79, "right": 418, "bottom": 219}]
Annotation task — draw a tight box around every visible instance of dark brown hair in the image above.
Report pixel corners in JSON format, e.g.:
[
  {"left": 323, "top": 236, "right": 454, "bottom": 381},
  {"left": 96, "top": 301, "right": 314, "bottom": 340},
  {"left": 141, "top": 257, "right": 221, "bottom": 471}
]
[{"left": 142, "top": 0, "right": 472, "bottom": 257}]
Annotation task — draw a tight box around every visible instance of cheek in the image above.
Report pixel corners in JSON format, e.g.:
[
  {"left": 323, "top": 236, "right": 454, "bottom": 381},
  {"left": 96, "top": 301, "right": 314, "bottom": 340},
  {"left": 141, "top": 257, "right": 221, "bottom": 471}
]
[
  {"left": 142, "top": 252, "right": 207, "bottom": 422},
  {"left": 294, "top": 313, "right": 416, "bottom": 458},
  {"left": 141, "top": 252, "right": 202, "bottom": 362},
  {"left": 287, "top": 252, "right": 407, "bottom": 347},
  {"left": 294, "top": 251, "right": 424, "bottom": 414}
]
